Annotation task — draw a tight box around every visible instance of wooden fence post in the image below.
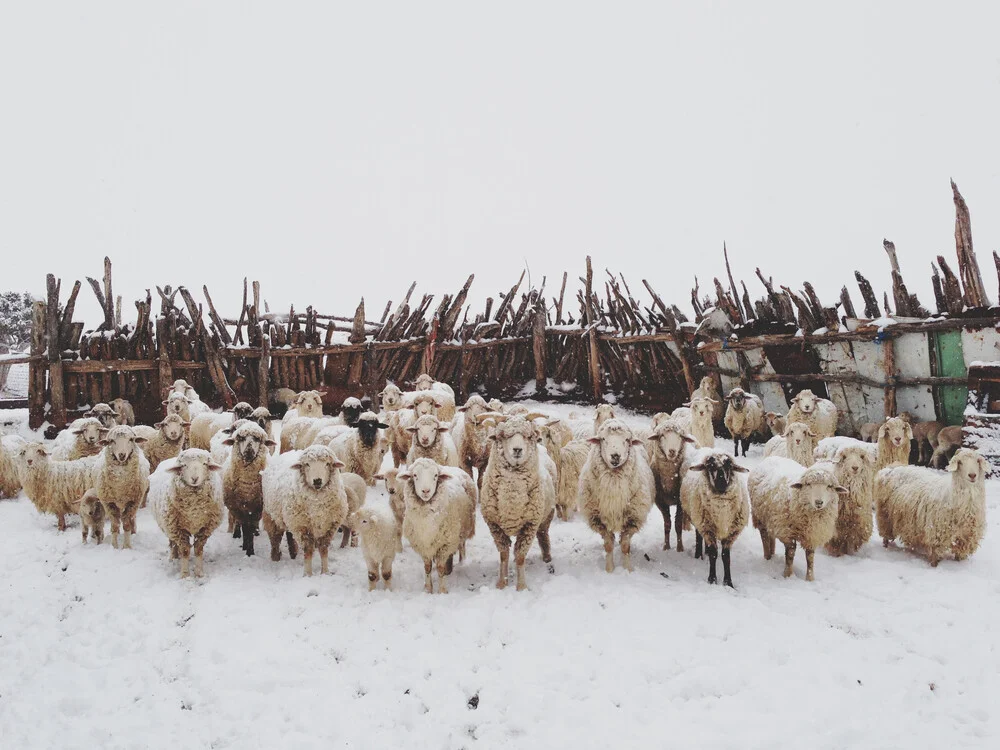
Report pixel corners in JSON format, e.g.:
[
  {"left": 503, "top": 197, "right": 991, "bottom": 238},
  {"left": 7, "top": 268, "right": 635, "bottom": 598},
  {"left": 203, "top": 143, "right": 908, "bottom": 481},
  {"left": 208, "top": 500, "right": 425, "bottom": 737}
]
[
  {"left": 883, "top": 335, "right": 897, "bottom": 418},
  {"left": 585, "top": 256, "right": 602, "bottom": 401},
  {"left": 45, "top": 274, "right": 67, "bottom": 429},
  {"left": 533, "top": 301, "right": 547, "bottom": 393},
  {"left": 28, "top": 301, "right": 47, "bottom": 429},
  {"left": 156, "top": 317, "right": 173, "bottom": 401},
  {"left": 258, "top": 332, "right": 271, "bottom": 407}
]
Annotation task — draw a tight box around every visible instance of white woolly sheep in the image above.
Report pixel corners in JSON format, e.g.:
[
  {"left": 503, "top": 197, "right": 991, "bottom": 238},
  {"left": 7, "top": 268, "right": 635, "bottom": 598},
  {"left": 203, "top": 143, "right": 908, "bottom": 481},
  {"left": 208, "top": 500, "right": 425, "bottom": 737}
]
[
  {"left": 814, "top": 436, "right": 877, "bottom": 464},
  {"left": 109, "top": 398, "right": 136, "bottom": 427},
  {"left": 51, "top": 417, "right": 106, "bottom": 461},
  {"left": 566, "top": 403, "right": 616, "bottom": 441},
  {"left": 148, "top": 449, "right": 225, "bottom": 578},
  {"left": 84, "top": 403, "right": 120, "bottom": 430},
  {"left": 578, "top": 419, "right": 655, "bottom": 573},
  {"left": 351, "top": 503, "right": 400, "bottom": 590},
  {"left": 451, "top": 395, "right": 493, "bottom": 486},
  {"left": 188, "top": 402, "right": 255, "bottom": 451},
  {"left": 375, "top": 467, "right": 406, "bottom": 552},
  {"left": 692, "top": 376, "right": 725, "bottom": 424},
  {"left": 261, "top": 445, "right": 349, "bottom": 575},
  {"left": 338, "top": 471, "right": 368, "bottom": 548},
  {"left": 163, "top": 391, "right": 195, "bottom": 423},
  {"left": 814, "top": 444, "right": 875, "bottom": 556},
  {"left": 406, "top": 414, "right": 460, "bottom": 467},
  {"left": 786, "top": 389, "right": 838, "bottom": 439},
  {"left": 1, "top": 434, "right": 26, "bottom": 499},
  {"left": 724, "top": 388, "right": 764, "bottom": 457},
  {"left": 646, "top": 419, "right": 696, "bottom": 551},
  {"left": 249, "top": 407, "right": 276, "bottom": 452},
  {"left": 763, "top": 421, "right": 818, "bottom": 466},
  {"left": 412, "top": 373, "right": 456, "bottom": 421},
  {"left": 168, "top": 379, "right": 200, "bottom": 401},
  {"left": 538, "top": 418, "right": 573, "bottom": 477},
  {"left": 18, "top": 443, "right": 96, "bottom": 530},
  {"left": 399, "top": 458, "right": 476, "bottom": 593},
  {"left": 764, "top": 411, "right": 787, "bottom": 439},
  {"left": 875, "top": 447, "right": 986, "bottom": 566},
  {"left": 876, "top": 417, "right": 913, "bottom": 470},
  {"left": 279, "top": 390, "right": 325, "bottom": 452},
  {"left": 221, "top": 421, "right": 275, "bottom": 556},
  {"left": 670, "top": 406, "right": 693, "bottom": 436},
  {"left": 557, "top": 439, "right": 591, "bottom": 521},
  {"left": 480, "top": 416, "right": 556, "bottom": 591},
  {"left": 316, "top": 411, "right": 390, "bottom": 486},
  {"left": 133, "top": 414, "right": 189, "bottom": 473},
  {"left": 383, "top": 391, "right": 442, "bottom": 467},
  {"left": 91, "top": 425, "right": 151, "bottom": 549},
  {"left": 76, "top": 489, "right": 106, "bottom": 545},
  {"left": 748, "top": 458, "right": 845, "bottom": 581},
  {"left": 680, "top": 450, "right": 750, "bottom": 586},
  {"left": 687, "top": 396, "right": 716, "bottom": 448}
]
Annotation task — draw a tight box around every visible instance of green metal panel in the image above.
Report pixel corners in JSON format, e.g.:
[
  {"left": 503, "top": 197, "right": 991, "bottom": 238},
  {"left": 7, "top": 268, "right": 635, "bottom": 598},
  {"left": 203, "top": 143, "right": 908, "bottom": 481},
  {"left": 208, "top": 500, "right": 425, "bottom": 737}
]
[{"left": 931, "top": 330, "right": 968, "bottom": 425}]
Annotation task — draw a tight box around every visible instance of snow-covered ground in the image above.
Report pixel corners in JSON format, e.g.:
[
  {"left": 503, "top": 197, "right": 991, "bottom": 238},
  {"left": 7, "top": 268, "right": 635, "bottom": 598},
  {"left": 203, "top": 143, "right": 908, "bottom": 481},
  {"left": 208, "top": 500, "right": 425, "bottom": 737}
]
[{"left": 1, "top": 401, "right": 998, "bottom": 748}]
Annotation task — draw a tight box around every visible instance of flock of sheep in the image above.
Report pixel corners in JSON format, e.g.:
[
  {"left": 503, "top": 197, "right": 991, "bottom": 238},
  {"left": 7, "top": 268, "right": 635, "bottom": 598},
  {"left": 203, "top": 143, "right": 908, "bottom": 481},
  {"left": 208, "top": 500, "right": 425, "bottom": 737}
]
[{"left": 0, "top": 373, "right": 988, "bottom": 592}]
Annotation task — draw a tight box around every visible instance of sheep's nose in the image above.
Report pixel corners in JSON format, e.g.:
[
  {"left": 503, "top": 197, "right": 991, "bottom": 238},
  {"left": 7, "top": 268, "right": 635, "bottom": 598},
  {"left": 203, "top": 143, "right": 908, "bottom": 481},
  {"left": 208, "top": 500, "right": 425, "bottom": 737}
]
[
  {"left": 610, "top": 453, "right": 621, "bottom": 465},
  {"left": 968, "top": 473, "right": 978, "bottom": 482},
  {"left": 852, "top": 466, "right": 860, "bottom": 474},
  {"left": 814, "top": 500, "right": 824, "bottom": 509},
  {"left": 313, "top": 478, "right": 323, "bottom": 488},
  {"left": 512, "top": 448, "right": 523, "bottom": 457},
  {"left": 893, "top": 438, "right": 902, "bottom": 446}
]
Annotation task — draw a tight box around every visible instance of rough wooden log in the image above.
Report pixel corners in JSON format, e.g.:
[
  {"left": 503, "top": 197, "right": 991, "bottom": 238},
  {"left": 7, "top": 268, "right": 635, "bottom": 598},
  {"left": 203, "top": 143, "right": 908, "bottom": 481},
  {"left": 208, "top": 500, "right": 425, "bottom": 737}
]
[
  {"left": 723, "top": 243, "right": 745, "bottom": 323},
  {"left": 839, "top": 286, "right": 857, "bottom": 319},
  {"left": 936, "top": 255, "right": 965, "bottom": 316},
  {"left": 202, "top": 285, "right": 232, "bottom": 345},
  {"left": 854, "top": 271, "right": 880, "bottom": 319},
  {"left": 533, "top": 300, "right": 547, "bottom": 391},
  {"left": 931, "top": 262, "right": 947, "bottom": 314},
  {"left": 952, "top": 180, "right": 989, "bottom": 307},
  {"left": 28, "top": 301, "right": 47, "bottom": 429},
  {"left": 155, "top": 316, "right": 173, "bottom": 402},
  {"left": 883, "top": 335, "right": 897, "bottom": 418},
  {"left": 178, "top": 287, "right": 236, "bottom": 408},
  {"left": 45, "top": 275, "right": 67, "bottom": 429},
  {"left": 59, "top": 280, "right": 81, "bottom": 346},
  {"left": 585, "top": 257, "right": 602, "bottom": 400}
]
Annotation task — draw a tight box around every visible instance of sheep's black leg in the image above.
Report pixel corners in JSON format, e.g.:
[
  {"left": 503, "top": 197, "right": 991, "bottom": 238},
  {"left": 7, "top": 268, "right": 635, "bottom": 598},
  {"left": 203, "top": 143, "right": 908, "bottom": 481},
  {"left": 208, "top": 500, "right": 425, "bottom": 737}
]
[
  {"left": 242, "top": 521, "right": 255, "bottom": 556},
  {"left": 694, "top": 530, "right": 703, "bottom": 560},
  {"left": 674, "top": 504, "right": 684, "bottom": 552},
  {"left": 706, "top": 543, "right": 718, "bottom": 584},
  {"left": 721, "top": 546, "right": 734, "bottom": 588},
  {"left": 742, "top": 438, "right": 750, "bottom": 456},
  {"left": 233, "top": 524, "right": 241, "bottom": 539}
]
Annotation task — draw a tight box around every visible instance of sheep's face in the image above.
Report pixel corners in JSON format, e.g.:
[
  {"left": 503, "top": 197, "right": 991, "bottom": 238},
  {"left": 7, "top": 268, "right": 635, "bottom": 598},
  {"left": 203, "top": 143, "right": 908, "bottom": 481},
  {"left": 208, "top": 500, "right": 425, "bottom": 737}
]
[
  {"left": 402, "top": 458, "right": 449, "bottom": 504},
  {"left": 223, "top": 423, "right": 273, "bottom": 463},
  {"left": 699, "top": 376, "right": 717, "bottom": 395},
  {"left": 231, "top": 402, "right": 254, "bottom": 421},
  {"left": 155, "top": 415, "right": 188, "bottom": 443},
  {"left": 652, "top": 424, "right": 694, "bottom": 462},
  {"left": 649, "top": 412, "right": 670, "bottom": 431},
  {"left": 833, "top": 446, "right": 871, "bottom": 477},
  {"left": 86, "top": 403, "right": 119, "bottom": 429},
  {"left": 412, "top": 393, "right": 440, "bottom": 418},
  {"left": 690, "top": 398, "right": 715, "bottom": 421},
  {"left": 487, "top": 399, "right": 504, "bottom": 412},
  {"left": 341, "top": 398, "right": 364, "bottom": 427},
  {"left": 589, "top": 420, "right": 641, "bottom": 470},
  {"left": 293, "top": 391, "right": 324, "bottom": 418},
  {"left": 594, "top": 404, "right": 616, "bottom": 428},
  {"left": 379, "top": 384, "right": 403, "bottom": 410},
  {"left": 879, "top": 417, "right": 912, "bottom": 449},
  {"left": 791, "top": 469, "right": 846, "bottom": 511},
  {"left": 250, "top": 407, "right": 272, "bottom": 432},
  {"left": 690, "top": 452, "right": 748, "bottom": 494},
  {"left": 727, "top": 389, "right": 749, "bottom": 411},
  {"left": 72, "top": 418, "right": 106, "bottom": 447},
  {"left": 783, "top": 422, "right": 815, "bottom": 449},
  {"left": 293, "top": 446, "right": 344, "bottom": 490},
  {"left": 164, "top": 392, "right": 191, "bottom": 417},
  {"left": 947, "top": 448, "right": 986, "bottom": 484},
  {"left": 355, "top": 412, "right": 390, "bottom": 449},
  {"left": 169, "top": 450, "right": 222, "bottom": 488},
  {"left": 102, "top": 426, "right": 145, "bottom": 464},
  {"left": 458, "top": 396, "right": 489, "bottom": 419},
  {"left": 505, "top": 404, "right": 530, "bottom": 417},
  {"left": 792, "top": 390, "right": 818, "bottom": 415},
  {"left": 20, "top": 443, "right": 49, "bottom": 469},
  {"left": 408, "top": 415, "right": 447, "bottom": 449},
  {"left": 378, "top": 468, "right": 400, "bottom": 499},
  {"left": 490, "top": 419, "right": 539, "bottom": 467},
  {"left": 414, "top": 374, "right": 435, "bottom": 391},
  {"left": 765, "top": 412, "right": 781, "bottom": 428}
]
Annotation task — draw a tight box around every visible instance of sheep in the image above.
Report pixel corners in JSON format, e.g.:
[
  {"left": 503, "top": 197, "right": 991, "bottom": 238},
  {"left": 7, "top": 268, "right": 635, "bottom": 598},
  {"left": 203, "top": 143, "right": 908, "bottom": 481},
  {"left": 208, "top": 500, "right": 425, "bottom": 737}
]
[
  {"left": 876, "top": 416, "right": 913, "bottom": 470},
  {"left": 912, "top": 420, "right": 945, "bottom": 465},
  {"left": 163, "top": 391, "right": 195, "bottom": 423},
  {"left": 814, "top": 444, "right": 875, "bottom": 556},
  {"left": 221, "top": 421, "right": 276, "bottom": 556},
  {"left": 646, "top": 419, "right": 697, "bottom": 551},
  {"left": 250, "top": 407, "right": 275, "bottom": 449},
  {"left": 859, "top": 422, "right": 880, "bottom": 443},
  {"left": 724, "top": 388, "right": 764, "bottom": 457},
  {"left": 875, "top": 447, "right": 986, "bottom": 566},
  {"left": 748, "top": 458, "right": 845, "bottom": 581},
  {"left": 109, "top": 398, "right": 135, "bottom": 427},
  {"left": 374, "top": 467, "right": 406, "bottom": 552},
  {"left": 84, "top": 403, "right": 120, "bottom": 430},
  {"left": 378, "top": 383, "right": 406, "bottom": 413},
  {"left": 399, "top": 458, "right": 476, "bottom": 593},
  {"left": 538, "top": 418, "right": 573, "bottom": 477},
  {"left": 168, "top": 379, "right": 200, "bottom": 401},
  {"left": 288, "top": 397, "right": 366, "bottom": 453},
  {"left": 451, "top": 395, "right": 493, "bottom": 485},
  {"left": 351, "top": 504, "right": 400, "bottom": 590},
  {"left": 133, "top": 413, "right": 189, "bottom": 472},
  {"left": 314, "top": 411, "right": 390, "bottom": 486},
  {"left": 1, "top": 434, "right": 26, "bottom": 499},
  {"left": 279, "top": 390, "right": 325, "bottom": 453},
  {"left": 763, "top": 421, "right": 817, "bottom": 466},
  {"left": 670, "top": 406, "right": 693, "bottom": 436},
  {"left": 692, "top": 376, "right": 724, "bottom": 423},
  {"left": 814, "top": 435, "right": 877, "bottom": 463},
  {"left": 558, "top": 440, "right": 591, "bottom": 521},
  {"left": 406, "top": 414, "right": 460, "bottom": 467},
  {"left": 261, "top": 445, "right": 349, "bottom": 575},
  {"left": 384, "top": 391, "right": 443, "bottom": 467},
  {"left": 578, "top": 420, "right": 655, "bottom": 573},
  {"left": 764, "top": 412, "right": 787, "bottom": 439},
  {"left": 90, "top": 425, "right": 151, "bottom": 549},
  {"left": 786, "top": 389, "right": 838, "bottom": 439},
  {"left": 338, "top": 471, "right": 368, "bottom": 548},
  {"left": 17, "top": 443, "right": 96, "bottom": 529},
  {"left": 267, "top": 387, "right": 299, "bottom": 418},
  {"left": 148, "top": 450, "right": 225, "bottom": 578},
  {"left": 480, "top": 415, "right": 556, "bottom": 591},
  {"left": 930, "top": 425, "right": 964, "bottom": 469},
  {"left": 680, "top": 450, "right": 750, "bottom": 586},
  {"left": 188, "top": 402, "right": 255, "bottom": 451},
  {"left": 687, "top": 396, "right": 716, "bottom": 448},
  {"left": 211, "top": 419, "right": 247, "bottom": 467},
  {"left": 566, "top": 403, "right": 616, "bottom": 441},
  {"left": 412, "top": 373, "right": 456, "bottom": 421},
  {"left": 76, "top": 489, "right": 106, "bottom": 545},
  {"left": 51, "top": 417, "right": 106, "bottom": 461}
]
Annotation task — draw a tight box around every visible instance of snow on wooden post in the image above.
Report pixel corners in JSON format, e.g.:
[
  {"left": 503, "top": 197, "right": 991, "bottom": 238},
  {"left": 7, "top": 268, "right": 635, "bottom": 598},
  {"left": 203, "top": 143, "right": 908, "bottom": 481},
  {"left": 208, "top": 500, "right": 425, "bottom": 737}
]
[
  {"left": 585, "top": 256, "right": 602, "bottom": 401},
  {"left": 258, "top": 332, "right": 270, "bottom": 408},
  {"left": 45, "top": 274, "right": 67, "bottom": 430}
]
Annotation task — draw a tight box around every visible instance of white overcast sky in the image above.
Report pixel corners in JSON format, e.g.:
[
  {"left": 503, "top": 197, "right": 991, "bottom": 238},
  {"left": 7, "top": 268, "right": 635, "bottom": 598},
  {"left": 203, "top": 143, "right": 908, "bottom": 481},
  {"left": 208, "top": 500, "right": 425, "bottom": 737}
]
[{"left": 1, "top": 3, "right": 998, "bottom": 327}]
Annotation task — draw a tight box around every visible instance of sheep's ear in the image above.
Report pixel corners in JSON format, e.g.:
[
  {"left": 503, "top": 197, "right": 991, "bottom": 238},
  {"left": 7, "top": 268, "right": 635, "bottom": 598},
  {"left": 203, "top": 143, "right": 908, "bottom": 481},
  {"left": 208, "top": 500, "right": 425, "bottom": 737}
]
[
  {"left": 71, "top": 428, "right": 83, "bottom": 435},
  {"left": 437, "top": 469, "right": 452, "bottom": 480},
  {"left": 587, "top": 436, "right": 602, "bottom": 445},
  {"left": 456, "top": 405, "right": 468, "bottom": 412},
  {"left": 264, "top": 439, "right": 277, "bottom": 448},
  {"left": 405, "top": 425, "right": 418, "bottom": 433},
  {"left": 167, "top": 464, "right": 184, "bottom": 474},
  {"left": 433, "top": 399, "right": 444, "bottom": 408},
  {"left": 329, "top": 457, "right": 346, "bottom": 470},
  {"left": 99, "top": 438, "right": 111, "bottom": 446},
  {"left": 222, "top": 438, "right": 235, "bottom": 446},
  {"left": 397, "top": 470, "right": 412, "bottom": 481},
  {"left": 377, "top": 422, "right": 390, "bottom": 430},
  {"left": 183, "top": 421, "right": 192, "bottom": 427},
  {"left": 162, "top": 401, "right": 169, "bottom": 406},
  {"left": 688, "top": 463, "right": 705, "bottom": 472},
  {"left": 546, "top": 418, "right": 561, "bottom": 427},
  {"left": 807, "top": 428, "right": 817, "bottom": 437},
  {"left": 789, "top": 481, "right": 804, "bottom": 489},
  {"left": 946, "top": 455, "right": 959, "bottom": 472},
  {"left": 289, "top": 462, "right": 303, "bottom": 470},
  {"left": 185, "top": 398, "right": 194, "bottom": 404},
  {"left": 437, "top": 425, "right": 450, "bottom": 433},
  {"left": 877, "top": 424, "right": 887, "bottom": 440},
  {"left": 109, "top": 410, "right": 119, "bottom": 418},
  {"left": 731, "top": 463, "right": 749, "bottom": 473},
  {"left": 153, "top": 422, "right": 163, "bottom": 429},
  {"left": 682, "top": 434, "right": 696, "bottom": 443},
  {"left": 373, "top": 473, "right": 385, "bottom": 480},
  {"left": 681, "top": 401, "right": 691, "bottom": 407},
  {"left": 630, "top": 438, "right": 644, "bottom": 447},
  {"left": 834, "top": 484, "right": 849, "bottom": 495},
  {"left": 904, "top": 424, "right": 913, "bottom": 439},
  {"left": 133, "top": 437, "right": 148, "bottom": 445},
  {"left": 207, "top": 460, "right": 223, "bottom": 472}
]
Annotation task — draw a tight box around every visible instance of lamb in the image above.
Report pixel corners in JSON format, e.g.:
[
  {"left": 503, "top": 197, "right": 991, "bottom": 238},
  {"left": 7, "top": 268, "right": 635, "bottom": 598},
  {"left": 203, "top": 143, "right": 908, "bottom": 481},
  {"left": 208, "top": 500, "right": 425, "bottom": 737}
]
[
  {"left": 314, "top": 411, "right": 390, "bottom": 486},
  {"left": 763, "top": 421, "right": 817, "bottom": 466},
  {"left": 1, "top": 434, "right": 27, "bottom": 499},
  {"left": 90, "top": 425, "right": 151, "bottom": 549},
  {"left": 378, "top": 382, "right": 406, "bottom": 413},
  {"left": 163, "top": 391, "right": 195, "bottom": 423},
  {"left": 876, "top": 416, "right": 913, "bottom": 470},
  {"left": 51, "top": 417, "right": 106, "bottom": 461},
  {"left": 930, "top": 425, "right": 964, "bottom": 469},
  {"left": 221, "top": 421, "right": 275, "bottom": 555},
  {"left": 692, "top": 376, "right": 725, "bottom": 424},
  {"left": 538, "top": 418, "right": 573, "bottom": 477},
  {"left": 399, "top": 458, "right": 476, "bottom": 593},
  {"left": 723, "top": 388, "right": 764, "bottom": 457},
  {"left": 764, "top": 412, "right": 787, "bottom": 439},
  {"left": 786, "top": 389, "right": 838, "bottom": 439},
  {"left": 814, "top": 444, "right": 875, "bottom": 556},
  {"left": 748, "top": 458, "right": 845, "bottom": 581},
  {"left": 451, "top": 395, "right": 493, "bottom": 485},
  {"left": 338, "top": 471, "right": 368, "bottom": 548},
  {"left": 412, "top": 373, "right": 456, "bottom": 421},
  {"left": 646, "top": 419, "right": 696, "bottom": 551},
  {"left": 406, "top": 414, "right": 460, "bottom": 467},
  {"left": 480, "top": 415, "right": 556, "bottom": 591},
  {"left": 133, "top": 413, "right": 189, "bottom": 472},
  {"left": 76, "top": 489, "right": 106, "bottom": 545},
  {"left": 148, "top": 449, "right": 225, "bottom": 578},
  {"left": 84, "top": 403, "right": 120, "bottom": 430},
  {"left": 557, "top": 440, "right": 591, "bottom": 521},
  {"left": 875, "top": 447, "right": 986, "bottom": 566},
  {"left": 351, "top": 504, "right": 400, "bottom": 590},
  {"left": 859, "top": 422, "right": 880, "bottom": 443},
  {"left": 687, "top": 396, "right": 716, "bottom": 448},
  {"left": 109, "top": 398, "right": 136, "bottom": 427},
  {"left": 278, "top": 390, "right": 325, "bottom": 453},
  {"left": 680, "top": 450, "right": 750, "bottom": 586},
  {"left": 578, "top": 419, "right": 655, "bottom": 573},
  {"left": 261, "top": 445, "right": 349, "bottom": 575},
  {"left": 911, "top": 420, "right": 945, "bottom": 465},
  {"left": 188, "top": 402, "right": 255, "bottom": 451},
  {"left": 374, "top": 467, "right": 406, "bottom": 552}
]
